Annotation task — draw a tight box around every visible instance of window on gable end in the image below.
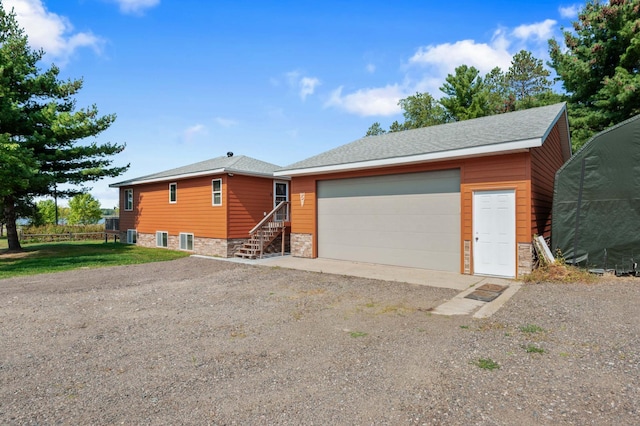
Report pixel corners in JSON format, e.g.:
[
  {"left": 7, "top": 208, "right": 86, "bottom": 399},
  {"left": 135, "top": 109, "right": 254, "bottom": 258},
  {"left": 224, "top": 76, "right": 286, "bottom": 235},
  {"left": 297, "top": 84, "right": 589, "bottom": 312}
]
[
  {"left": 212, "top": 179, "right": 222, "bottom": 206},
  {"left": 169, "top": 183, "right": 177, "bottom": 203}
]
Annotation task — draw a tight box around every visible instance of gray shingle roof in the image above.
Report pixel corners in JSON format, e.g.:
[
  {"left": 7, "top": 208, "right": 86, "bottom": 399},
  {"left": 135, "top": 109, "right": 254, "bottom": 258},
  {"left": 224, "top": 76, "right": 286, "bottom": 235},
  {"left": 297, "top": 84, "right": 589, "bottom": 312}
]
[
  {"left": 110, "top": 155, "right": 282, "bottom": 187},
  {"left": 278, "top": 102, "right": 567, "bottom": 174}
]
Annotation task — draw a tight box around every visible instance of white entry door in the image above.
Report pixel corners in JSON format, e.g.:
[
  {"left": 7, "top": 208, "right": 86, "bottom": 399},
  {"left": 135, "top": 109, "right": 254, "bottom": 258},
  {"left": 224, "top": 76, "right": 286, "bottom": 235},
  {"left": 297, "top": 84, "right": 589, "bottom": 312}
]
[
  {"left": 274, "top": 181, "right": 289, "bottom": 221},
  {"left": 473, "top": 189, "right": 516, "bottom": 278}
]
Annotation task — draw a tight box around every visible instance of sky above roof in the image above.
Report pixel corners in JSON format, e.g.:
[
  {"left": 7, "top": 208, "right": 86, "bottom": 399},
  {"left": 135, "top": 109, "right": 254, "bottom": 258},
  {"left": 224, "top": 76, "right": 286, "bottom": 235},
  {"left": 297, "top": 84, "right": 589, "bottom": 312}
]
[{"left": 6, "top": 0, "right": 582, "bottom": 209}]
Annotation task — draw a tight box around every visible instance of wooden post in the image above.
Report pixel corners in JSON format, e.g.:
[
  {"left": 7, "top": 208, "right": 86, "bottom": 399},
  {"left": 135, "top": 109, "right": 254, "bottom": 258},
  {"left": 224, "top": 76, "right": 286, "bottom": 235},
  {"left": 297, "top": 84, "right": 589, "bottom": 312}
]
[
  {"left": 281, "top": 225, "right": 285, "bottom": 256},
  {"left": 259, "top": 229, "right": 263, "bottom": 259}
]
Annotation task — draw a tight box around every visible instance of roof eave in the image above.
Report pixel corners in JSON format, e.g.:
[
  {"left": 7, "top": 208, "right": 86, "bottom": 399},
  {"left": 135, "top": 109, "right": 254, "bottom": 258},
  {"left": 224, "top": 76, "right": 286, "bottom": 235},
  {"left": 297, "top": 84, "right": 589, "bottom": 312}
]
[
  {"left": 110, "top": 168, "right": 285, "bottom": 187},
  {"left": 275, "top": 137, "right": 542, "bottom": 177}
]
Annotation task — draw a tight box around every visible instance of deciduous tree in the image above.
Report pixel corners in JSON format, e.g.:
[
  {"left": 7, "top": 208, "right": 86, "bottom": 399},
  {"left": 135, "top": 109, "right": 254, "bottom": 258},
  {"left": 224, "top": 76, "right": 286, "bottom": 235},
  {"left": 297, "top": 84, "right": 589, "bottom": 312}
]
[{"left": 68, "top": 193, "right": 102, "bottom": 225}]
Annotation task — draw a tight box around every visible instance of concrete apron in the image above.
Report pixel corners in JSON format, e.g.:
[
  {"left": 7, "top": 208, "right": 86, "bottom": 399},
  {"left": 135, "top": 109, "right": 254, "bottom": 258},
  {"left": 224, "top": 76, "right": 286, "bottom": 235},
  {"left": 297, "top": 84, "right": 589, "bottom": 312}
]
[
  {"left": 220, "top": 255, "right": 521, "bottom": 319},
  {"left": 430, "top": 277, "right": 522, "bottom": 319}
]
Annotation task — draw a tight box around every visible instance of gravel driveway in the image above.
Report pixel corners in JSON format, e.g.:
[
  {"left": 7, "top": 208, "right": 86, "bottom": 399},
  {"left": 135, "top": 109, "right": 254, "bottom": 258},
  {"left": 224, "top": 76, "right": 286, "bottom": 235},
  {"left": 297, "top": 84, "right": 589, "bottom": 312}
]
[{"left": 1, "top": 257, "right": 639, "bottom": 425}]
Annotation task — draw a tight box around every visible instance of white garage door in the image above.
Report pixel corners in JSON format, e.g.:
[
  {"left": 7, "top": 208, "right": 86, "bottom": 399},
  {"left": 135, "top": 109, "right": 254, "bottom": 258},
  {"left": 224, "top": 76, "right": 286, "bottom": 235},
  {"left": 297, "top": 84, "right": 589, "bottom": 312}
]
[{"left": 317, "top": 169, "right": 461, "bottom": 272}]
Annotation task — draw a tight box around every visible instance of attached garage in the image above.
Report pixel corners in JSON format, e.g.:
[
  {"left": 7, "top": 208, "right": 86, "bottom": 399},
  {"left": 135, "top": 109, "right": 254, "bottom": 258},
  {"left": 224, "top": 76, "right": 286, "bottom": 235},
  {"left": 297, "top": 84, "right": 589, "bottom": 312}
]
[
  {"left": 317, "top": 169, "right": 460, "bottom": 271},
  {"left": 276, "top": 103, "right": 571, "bottom": 278}
]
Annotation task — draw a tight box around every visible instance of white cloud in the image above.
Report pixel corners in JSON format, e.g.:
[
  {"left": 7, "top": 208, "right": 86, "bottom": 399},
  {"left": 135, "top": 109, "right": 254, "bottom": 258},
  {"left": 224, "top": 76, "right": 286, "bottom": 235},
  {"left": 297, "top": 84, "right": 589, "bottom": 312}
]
[
  {"left": 214, "top": 117, "right": 238, "bottom": 127},
  {"left": 559, "top": 4, "right": 580, "bottom": 19},
  {"left": 5, "top": 0, "right": 103, "bottom": 65},
  {"left": 327, "top": 19, "right": 561, "bottom": 117},
  {"left": 286, "top": 71, "right": 321, "bottom": 100},
  {"left": 409, "top": 38, "right": 513, "bottom": 76},
  {"left": 325, "top": 85, "right": 405, "bottom": 117},
  {"left": 299, "top": 77, "right": 320, "bottom": 100},
  {"left": 366, "top": 63, "right": 376, "bottom": 73},
  {"left": 183, "top": 124, "right": 207, "bottom": 142},
  {"left": 512, "top": 19, "right": 557, "bottom": 42},
  {"left": 110, "top": 0, "right": 160, "bottom": 15}
]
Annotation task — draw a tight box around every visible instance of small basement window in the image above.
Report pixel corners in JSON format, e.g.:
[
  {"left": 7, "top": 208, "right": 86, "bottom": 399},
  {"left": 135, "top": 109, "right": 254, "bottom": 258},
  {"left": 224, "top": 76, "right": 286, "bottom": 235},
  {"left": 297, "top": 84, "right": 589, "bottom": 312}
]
[
  {"left": 179, "top": 233, "right": 194, "bottom": 251},
  {"left": 126, "top": 229, "right": 137, "bottom": 244},
  {"left": 156, "top": 231, "right": 168, "bottom": 248},
  {"left": 169, "top": 183, "right": 177, "bottom": 204}
]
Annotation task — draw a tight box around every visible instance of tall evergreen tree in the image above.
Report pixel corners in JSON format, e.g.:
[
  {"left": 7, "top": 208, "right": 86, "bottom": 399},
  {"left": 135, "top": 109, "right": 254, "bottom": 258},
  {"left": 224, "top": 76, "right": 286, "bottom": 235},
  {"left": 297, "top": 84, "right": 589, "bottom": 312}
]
[
  {"left": 507, "top": 50, "right": 554, "bottom": 108},
  {"left": 504, "top": 51, "right": 565, "bottom": 113},
  {"left": 484, "top": 66, "right": 514, "bottom": 114},
  {"left": 364, "top": 122, "right": 386, "bottom": 137},
  {"left": 439, "top": 65, "right": 491, "bottom": 121},
  {"left": 549, "top": 0, "right": 640, "bottom": 149},
  {"left": 0, "top": 5, "right": 128, "bottom": 250}
]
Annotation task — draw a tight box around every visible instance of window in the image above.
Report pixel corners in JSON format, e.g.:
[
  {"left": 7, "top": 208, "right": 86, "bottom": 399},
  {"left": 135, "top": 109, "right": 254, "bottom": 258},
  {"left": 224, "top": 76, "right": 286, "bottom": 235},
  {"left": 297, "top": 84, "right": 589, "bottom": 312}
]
[
  {"left": 124, "top": 189, "right": 133, "bottom": 211},
  {"left": 212, "top": 179, "right": 222, "bottom": 206},
  {"left": 169, "top": 183, "right": 177, "bottom": 203},
  {"left": 274, "top": 181, "right": 289, "bottom": 221},
  {"left": 156, "top": 231, "right": 168, "bottom": 248},
  {"left": 126, "top": 229, "right": 137, "bottom": 244},
  {"left": 179, "top": 233, "right": 194, "bottom": 251}
]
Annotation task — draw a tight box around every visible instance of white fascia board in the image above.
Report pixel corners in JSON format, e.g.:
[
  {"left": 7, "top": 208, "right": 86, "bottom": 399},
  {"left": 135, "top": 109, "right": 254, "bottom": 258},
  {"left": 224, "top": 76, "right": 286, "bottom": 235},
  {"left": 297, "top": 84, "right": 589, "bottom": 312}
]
[
  {"left": 110, "top": 168, "right": 283, "bottom": 187},
  {"left": 275, "top": 138, "right": 542, "bottom": 177}
]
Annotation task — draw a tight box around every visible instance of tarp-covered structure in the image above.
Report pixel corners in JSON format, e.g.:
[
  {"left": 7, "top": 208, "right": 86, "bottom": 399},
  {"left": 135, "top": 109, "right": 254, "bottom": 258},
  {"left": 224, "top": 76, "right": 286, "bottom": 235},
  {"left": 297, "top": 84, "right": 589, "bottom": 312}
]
[{"left": 552, "top": 114, "right": 640, "bottom": 271}]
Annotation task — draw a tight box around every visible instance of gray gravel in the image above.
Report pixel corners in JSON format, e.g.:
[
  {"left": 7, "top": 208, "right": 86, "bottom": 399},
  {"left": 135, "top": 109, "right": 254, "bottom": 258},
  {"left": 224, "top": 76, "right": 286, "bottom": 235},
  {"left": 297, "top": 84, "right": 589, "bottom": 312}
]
[{"left": 1, "top": 256, "right": 639, "bottom": 425}]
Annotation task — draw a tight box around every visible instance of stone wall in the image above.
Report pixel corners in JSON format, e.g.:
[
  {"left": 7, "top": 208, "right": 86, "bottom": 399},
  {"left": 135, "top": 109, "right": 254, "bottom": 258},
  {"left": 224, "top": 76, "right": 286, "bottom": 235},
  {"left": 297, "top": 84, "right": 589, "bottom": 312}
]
[
  {"left": 135, "top": 232, "right": 247, "bottom": 258},
  {"left": 291, "top": 233, "right": 313, "bottom": 258},
  {"left": 463, "top": 240, "right": 471, "bottom": 274},
  {"left": 518, "top": 242, "right": 533, "bottom": 277}
]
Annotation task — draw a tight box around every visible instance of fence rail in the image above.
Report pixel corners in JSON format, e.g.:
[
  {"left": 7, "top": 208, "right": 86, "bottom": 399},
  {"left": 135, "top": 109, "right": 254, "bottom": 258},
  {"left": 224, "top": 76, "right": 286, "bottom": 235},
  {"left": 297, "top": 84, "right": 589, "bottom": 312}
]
[{"left": 19, "top": 231, "right": 116, "bottom": 243}]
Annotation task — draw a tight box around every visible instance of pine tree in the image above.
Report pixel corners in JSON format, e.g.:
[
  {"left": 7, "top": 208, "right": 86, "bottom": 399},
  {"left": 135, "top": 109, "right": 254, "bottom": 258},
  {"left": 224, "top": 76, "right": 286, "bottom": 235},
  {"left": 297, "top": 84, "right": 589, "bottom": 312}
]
[
  {"left": 549, "top": 0, "right": 640, "bottom": 149},
  {"left": 0, "top": 5, "right": 128, "bottom": 250}
]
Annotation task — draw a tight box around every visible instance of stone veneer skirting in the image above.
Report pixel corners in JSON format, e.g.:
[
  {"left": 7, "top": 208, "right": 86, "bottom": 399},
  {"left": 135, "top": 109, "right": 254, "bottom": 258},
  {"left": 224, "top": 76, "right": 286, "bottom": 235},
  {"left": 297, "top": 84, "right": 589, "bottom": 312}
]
[
  {"left": 133, "top": 232, "right": 247, "bottom": 258},
  {"left": 291, "top": 233, "right": 313, "bottom": 258},
  {"left": 464, "top": 239, "right": 532, "bottom": 277},
  {"left": 517, "top": 242, "right": 533, "bottom": 278},
  {"left": 463, "top": 240, "right": 471, "bottom": 274}
]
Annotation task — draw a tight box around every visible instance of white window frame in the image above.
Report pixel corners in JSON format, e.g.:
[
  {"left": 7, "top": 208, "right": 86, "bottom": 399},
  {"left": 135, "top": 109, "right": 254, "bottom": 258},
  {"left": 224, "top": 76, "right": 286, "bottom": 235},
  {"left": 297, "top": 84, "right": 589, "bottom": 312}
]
[
  {"left": 212, "top": 179, "right": 222, "bottom": 206},
  {"left": 179, "top": 233, "right": 194, "bottom": 251},
  {"left": 126, "top": 229, "right": 137, "bottom": 244},
  {"left": 156, "top": 231, "right": 168, "bottom": 248},
  {"left": 169, "top": 183, "right": 177, "bottom": 204},
  {"left": 124, "top": 188, "right": 133, "bottom": 211},
  {"left": 274, "top": 180, "right": 289, "bottom": 221}
]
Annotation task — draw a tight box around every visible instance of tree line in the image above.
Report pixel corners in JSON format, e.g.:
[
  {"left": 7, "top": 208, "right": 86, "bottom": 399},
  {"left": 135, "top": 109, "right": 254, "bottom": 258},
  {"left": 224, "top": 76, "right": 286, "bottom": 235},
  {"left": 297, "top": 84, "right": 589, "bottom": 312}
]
[{"left": 365, "top": 0, "right": 640, "bottom": 155}]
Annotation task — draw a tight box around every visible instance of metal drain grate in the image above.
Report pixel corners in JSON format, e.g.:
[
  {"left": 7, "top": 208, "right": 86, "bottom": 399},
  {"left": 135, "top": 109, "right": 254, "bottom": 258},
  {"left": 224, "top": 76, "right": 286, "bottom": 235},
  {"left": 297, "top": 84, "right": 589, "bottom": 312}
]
[{"left": 465, "top": 284, "right": 508, "bottom": 302}]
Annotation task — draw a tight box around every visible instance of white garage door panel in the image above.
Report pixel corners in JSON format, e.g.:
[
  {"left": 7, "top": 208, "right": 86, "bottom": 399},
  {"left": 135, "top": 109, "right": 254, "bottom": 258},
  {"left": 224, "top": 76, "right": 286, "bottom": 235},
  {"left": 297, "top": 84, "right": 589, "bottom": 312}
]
[{"left": 317, "top": 170, "right": 460, "bottom": 272}]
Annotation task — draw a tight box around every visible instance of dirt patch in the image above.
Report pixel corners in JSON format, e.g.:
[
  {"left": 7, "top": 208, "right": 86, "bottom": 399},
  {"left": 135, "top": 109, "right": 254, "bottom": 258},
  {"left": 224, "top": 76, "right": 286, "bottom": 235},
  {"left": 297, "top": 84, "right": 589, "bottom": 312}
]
[{"left": 1, "top": 257, "right": 639, "bottom": 424}]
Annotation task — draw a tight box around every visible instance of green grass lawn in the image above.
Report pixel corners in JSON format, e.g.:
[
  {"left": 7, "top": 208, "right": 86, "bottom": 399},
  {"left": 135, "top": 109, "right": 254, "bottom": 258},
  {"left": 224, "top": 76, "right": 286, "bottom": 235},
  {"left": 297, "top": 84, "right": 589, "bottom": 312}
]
[{"left": 0, "top": 238, "right": 190, "bottom": 279}]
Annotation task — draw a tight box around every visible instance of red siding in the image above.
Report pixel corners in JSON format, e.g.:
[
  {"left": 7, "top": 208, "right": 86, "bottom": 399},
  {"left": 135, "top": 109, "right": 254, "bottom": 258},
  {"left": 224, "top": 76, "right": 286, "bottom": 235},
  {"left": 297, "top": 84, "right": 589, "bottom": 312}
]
[
  {"left": 227, "top": 175, "right": 279, "bottom": 239},
  {"left": 290, "top": 176, "right": 317, "bottom": 235},
  {"left": 118, "top": 174, "right": 275, "bottom": 239},
  {"left": 530, "top": 122, "right": 567, "bottom": 238}
]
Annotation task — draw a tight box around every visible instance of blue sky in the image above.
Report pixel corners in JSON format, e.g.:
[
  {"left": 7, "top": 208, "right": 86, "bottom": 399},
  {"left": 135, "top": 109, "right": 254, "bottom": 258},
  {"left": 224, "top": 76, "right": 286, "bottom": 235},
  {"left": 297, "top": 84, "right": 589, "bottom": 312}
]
[{"left": 7, "top": 0, "right": 582, "bottom": 209}]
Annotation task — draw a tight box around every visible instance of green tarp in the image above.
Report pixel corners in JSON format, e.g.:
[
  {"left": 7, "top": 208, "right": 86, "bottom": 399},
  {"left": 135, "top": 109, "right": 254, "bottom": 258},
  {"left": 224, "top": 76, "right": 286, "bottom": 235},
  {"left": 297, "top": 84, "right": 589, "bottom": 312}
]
[{"left": 552, "top": 114, "right": 640, "bottom": 271}]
